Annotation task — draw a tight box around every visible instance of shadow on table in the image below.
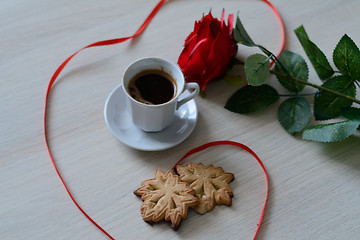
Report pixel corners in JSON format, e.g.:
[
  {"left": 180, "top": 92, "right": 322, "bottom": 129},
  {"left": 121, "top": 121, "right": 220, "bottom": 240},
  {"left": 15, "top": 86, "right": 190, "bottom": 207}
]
[{"left": 316, "top": 135, "right": 360, "bottom": 171}]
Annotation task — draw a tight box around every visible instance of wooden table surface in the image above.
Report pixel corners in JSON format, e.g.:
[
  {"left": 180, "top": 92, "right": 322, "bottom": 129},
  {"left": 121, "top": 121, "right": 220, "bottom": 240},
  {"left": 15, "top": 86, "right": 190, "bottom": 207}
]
[{"left": 1, "top": 0, "right": 360, "bottom": 239}]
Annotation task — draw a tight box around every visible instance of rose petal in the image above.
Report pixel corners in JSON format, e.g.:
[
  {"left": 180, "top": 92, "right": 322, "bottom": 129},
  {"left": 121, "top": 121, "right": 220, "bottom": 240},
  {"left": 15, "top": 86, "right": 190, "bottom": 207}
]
[
  {"left": 178, "top": 34, "right": 198, "bottom": 68},
  {"left": 207, "top": 33, "right": 231, "bottom": 67},
  {"left": 209, "top": 19, "right": 222, "bottom": 38},
  {"left": 182, "top": 43, "right": 206, "bottom": 76},
  {"left": 184, "top": 21, "right": 201, "bottom": 45},
  {"left": 228, "top": 14, "right": 234, "bottom": 32},
  {"left": 197, "top": 13, "right": 214, "bottom": 41},
  {"left": 202, "top": 33, "right": 232, "bottom": 81},
  {"left": 220, "top": 9, "right": 225, "bottom": 28}
]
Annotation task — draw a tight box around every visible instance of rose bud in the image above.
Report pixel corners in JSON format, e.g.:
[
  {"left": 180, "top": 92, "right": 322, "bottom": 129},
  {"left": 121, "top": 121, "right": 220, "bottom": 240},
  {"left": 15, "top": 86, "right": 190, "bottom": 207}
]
[{"left": 178, "top": 10, "right": 238, "bottom": 91}]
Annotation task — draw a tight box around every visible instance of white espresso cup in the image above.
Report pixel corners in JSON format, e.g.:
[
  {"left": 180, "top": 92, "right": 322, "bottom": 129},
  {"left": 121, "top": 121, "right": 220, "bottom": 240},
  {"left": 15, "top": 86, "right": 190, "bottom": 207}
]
[{"left": 122, "top": 57, "right": 200, "bottom": 132}]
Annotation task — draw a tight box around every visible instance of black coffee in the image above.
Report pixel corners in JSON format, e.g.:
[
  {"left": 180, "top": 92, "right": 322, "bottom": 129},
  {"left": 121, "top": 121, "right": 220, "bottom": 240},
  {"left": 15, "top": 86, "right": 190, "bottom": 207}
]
[{"left": 128, "top": 70, "right": 176, "bottom": 105}]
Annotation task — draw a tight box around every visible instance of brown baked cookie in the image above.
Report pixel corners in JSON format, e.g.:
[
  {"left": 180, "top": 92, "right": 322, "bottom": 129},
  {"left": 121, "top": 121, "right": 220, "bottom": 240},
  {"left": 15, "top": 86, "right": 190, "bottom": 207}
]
[
  {"left": 134, "top": 168, "right": 199, "bottom": 230},
  {"left": 176, "top": 162, "right": 234, "bottom": 214}
]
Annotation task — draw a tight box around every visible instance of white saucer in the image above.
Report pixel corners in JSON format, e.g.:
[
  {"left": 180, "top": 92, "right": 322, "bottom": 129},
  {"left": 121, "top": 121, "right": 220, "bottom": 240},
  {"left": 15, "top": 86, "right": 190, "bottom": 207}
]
[{"left": 104, "top": 84, "right": 198, "bottom": 151}]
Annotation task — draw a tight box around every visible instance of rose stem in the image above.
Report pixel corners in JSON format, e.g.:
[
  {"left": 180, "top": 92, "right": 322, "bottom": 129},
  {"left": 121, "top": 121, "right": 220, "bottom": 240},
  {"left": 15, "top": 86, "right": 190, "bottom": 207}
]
[{"left": 269, "top": 70, "right": 360, "bottom": 105}]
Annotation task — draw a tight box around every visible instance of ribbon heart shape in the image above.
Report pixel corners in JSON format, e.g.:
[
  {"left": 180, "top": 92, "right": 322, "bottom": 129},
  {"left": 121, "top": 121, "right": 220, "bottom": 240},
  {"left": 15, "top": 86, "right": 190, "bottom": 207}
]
[{"left": 44, "top": 1, "right": 284, "bottom": 239}]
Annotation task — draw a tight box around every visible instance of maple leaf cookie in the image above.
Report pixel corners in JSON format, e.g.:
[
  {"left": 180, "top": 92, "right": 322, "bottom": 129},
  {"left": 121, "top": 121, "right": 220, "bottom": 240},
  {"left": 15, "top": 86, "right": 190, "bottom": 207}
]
[
  {"left": 134, "top": 168, "right": 199, "bottom": 230},
  {"left": 176, "top": 163, "right": 234, "bottom": 214}
]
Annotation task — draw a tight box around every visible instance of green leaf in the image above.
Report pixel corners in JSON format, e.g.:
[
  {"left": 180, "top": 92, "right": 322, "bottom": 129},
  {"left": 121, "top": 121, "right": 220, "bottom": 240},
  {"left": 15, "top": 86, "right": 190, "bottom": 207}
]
[
  {"left": 341, "top": 107, "right": 360, "bottom": 120},
  {"left": 245, "top": 54, "right": 270, "bottom": 86},
  {"left": 294, "top": 25, "right": 334, "bottom": 80},
  {"left": 234, "top": 15, "right": 255, "bottom": 46},
  {"left": 314, "top": 75, "right": 356, "bottom": 120},
  {"left": 274, "top": 50, "right": 309, "bottom": 92},
  {"left": 224, "top": 75, "right": 244, "bottom": 86},
  {"left": 333, "top": 34, "right": 360, "bottom": 80},
  {"left": 225, "top": 84, "right": 279, "bottom": 114},
  {"left": 341, "top": 107, "right": 360, "bottom": 130},
  {"left": 278, "top": 97, "right": 311, "bottom": 135},
  {"left": 303, "top": 120, "right": 360, "bottom": 142}
]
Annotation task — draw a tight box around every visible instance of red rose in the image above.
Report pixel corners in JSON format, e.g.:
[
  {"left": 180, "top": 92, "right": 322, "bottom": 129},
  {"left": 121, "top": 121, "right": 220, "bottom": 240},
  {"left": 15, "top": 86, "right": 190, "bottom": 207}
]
[{"left": 178, "top": 11, "right": 237, "bottom": 91}]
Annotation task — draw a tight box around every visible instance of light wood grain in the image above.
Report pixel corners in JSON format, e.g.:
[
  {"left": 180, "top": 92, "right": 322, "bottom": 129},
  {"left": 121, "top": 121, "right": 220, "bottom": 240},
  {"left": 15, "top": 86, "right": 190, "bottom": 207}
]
[{"left": 1, "top": 0, "right": 360, "bottom": 239}]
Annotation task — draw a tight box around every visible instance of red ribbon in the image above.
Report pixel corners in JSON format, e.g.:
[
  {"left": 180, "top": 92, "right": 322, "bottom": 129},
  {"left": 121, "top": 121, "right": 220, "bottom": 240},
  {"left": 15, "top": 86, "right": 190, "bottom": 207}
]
[
  {"left": 43, "top": 1, "right": 284, "bottom": 239},
  {"left": 263, "top": 0, "right": 286, "bottom": 67},
  {"left": 171, "top": 141, "right": 268, "bottom": 240}
]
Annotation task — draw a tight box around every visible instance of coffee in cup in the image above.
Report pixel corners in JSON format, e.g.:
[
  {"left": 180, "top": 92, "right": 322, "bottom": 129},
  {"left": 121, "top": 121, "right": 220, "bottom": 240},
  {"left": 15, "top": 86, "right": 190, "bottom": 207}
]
[{"left": 127, "top": 69, "right": 177, "bottom": 105}]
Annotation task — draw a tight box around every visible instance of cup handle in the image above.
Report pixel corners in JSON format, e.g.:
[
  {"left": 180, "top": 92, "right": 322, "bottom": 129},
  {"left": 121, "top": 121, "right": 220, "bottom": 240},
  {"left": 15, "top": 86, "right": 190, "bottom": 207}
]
[{"left": 177, "top": 82, "right": 200, "bottom": 110}]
